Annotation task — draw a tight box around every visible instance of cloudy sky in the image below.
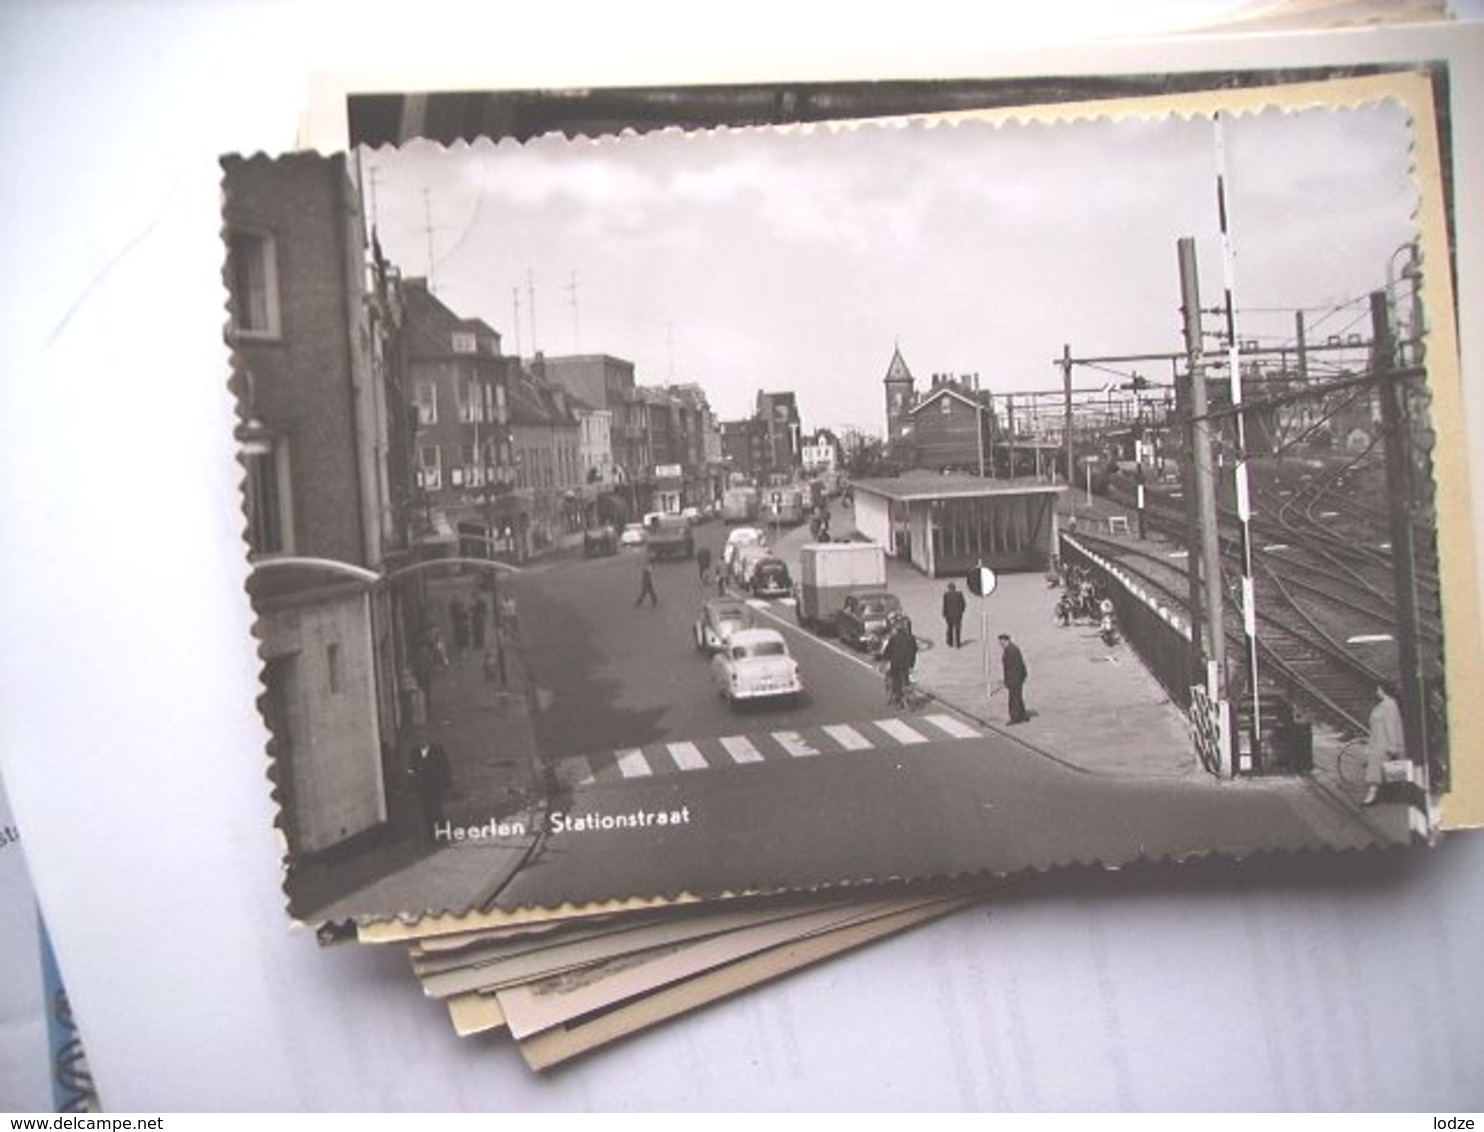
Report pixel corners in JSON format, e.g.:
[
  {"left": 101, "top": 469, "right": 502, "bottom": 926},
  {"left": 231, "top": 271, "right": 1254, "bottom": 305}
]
[{"left": 363, "top": 99, "right": 1417, "bottom": 434}]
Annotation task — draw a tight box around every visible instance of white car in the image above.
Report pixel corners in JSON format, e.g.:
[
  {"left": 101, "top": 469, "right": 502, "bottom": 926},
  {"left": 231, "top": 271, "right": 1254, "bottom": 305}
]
[
  {"left": 619, "top": 523, "right": 647, "bottom": 549},
  {"left": 722, "top": 526, "right": 766, "bottom": 570},
  {"left": 693, "top": 597, "right": 754, "bottom": 654},
  {"left": 711, "top": 627, "right": 804, "bottom": 706}
]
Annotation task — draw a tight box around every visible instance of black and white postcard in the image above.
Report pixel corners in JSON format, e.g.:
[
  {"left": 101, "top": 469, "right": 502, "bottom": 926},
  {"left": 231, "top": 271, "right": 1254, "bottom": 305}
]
[{"left": 226, "top": 69, "right": 1478, "bottom": 929}]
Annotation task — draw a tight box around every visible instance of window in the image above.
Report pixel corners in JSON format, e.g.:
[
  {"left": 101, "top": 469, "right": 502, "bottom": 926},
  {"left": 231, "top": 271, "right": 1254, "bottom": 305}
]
[
  {"left": 228, "top": 230, "right": 280, "bottom": 337},
  {"left": 418, "top": 445, "right": 442, "bottom": 491},
  {"left": 458, "top": 377, "right": 484, "bottom": 423},
  {"left": 460, "top": 443, "right": 481, "bottom": 487},
  {"left": 940, "top": 397, "right": 952, "bottom": 415},
  {"left": 451, "top": 331, "right": 476, "bottom": 354},
  {"left": 242, "top": 434, "right": 292, "bottom": 556},
  {"left": 414, "top": 382, "right": 438, "bottom": 426}
]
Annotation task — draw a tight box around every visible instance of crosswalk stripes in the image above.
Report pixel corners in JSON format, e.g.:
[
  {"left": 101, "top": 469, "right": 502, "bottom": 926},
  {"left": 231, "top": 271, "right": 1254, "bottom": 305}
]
[
  {"left": 719, "top": 735, "right": 765, "bottom": 764},
  {"left": 772, "top": 731, "right": 821, "bottom": 758},
  {"left": 556, "top": 712, "right": 990, "bottom": 785},
  {"left": 873, "top": 718, "right": 930, "bottom": 745},
  {"left": 615, "top": 748, "right": 652, "bottom": 779},
  {"left": 821, "top": 724, "right": 873, "bottom": 750},
  {"left": 921, "top": 714, "right": 981, "bottom": 740},
  {"left": 665, "top": 741, "right": 709, "bottom": 771}
]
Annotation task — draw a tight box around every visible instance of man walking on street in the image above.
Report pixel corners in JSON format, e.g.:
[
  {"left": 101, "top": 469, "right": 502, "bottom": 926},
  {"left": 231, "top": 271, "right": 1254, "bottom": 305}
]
[
  {"left": 696, "top": 545, "right": 712, "bottom": 583},
  {"left": 997, "top": 632, "right": 1030, "bottom": 724},
  {"left": 636, "top": 560, "right": 659, "bottom": 607},
  {"left": 942, "top": 581, "right": 967, "bottom": 648}
]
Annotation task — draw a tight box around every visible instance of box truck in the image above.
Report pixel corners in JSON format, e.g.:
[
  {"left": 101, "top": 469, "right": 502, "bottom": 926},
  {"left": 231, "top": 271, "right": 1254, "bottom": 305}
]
[{"left": 794, "top": 541, "right": 887, "bottom": 634}]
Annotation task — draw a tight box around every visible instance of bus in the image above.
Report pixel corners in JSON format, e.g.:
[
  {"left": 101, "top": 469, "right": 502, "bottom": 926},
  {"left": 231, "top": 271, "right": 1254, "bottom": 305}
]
[{"left": 721, "top": 485, "right": 760, "bottom": 525}]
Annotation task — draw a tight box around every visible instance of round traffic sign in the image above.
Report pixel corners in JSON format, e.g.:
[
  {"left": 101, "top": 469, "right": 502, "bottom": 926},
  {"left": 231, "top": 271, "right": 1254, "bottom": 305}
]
[{"left": 966, "top": 565, "right": 997, "bottom": 597}]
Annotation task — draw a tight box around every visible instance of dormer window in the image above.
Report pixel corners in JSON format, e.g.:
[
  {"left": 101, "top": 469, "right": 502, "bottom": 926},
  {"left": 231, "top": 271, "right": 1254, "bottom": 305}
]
[{"left": 451, "top": 331, "right": 476, "bottom": 353}]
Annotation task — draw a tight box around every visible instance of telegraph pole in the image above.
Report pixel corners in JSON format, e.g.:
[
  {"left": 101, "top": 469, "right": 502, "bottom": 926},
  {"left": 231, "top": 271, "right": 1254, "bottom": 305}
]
[
  {"left": 1178, "top": 238, "right": 1228, "bottom": 705},
  {"left": 1061, "top": 344, "right": 1074, "bottom": 494},
  {"left": 1372, "top": 292, "right": 1427, "bottom": 774}
]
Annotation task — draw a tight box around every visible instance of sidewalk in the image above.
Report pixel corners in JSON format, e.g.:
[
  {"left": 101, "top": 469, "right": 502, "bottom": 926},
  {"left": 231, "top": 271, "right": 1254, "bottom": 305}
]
[
  {"left": 296, "top": 573, "right": 547, "bottom": 926},
  {"left": 768, "top": 502, "right": 1197, "bottom": 780}
]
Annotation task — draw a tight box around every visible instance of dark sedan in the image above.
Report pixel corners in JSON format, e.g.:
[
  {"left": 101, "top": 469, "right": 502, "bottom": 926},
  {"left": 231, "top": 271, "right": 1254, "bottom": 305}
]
[{"left": 836, "top": 590, "right": 903, "bottom": 651}]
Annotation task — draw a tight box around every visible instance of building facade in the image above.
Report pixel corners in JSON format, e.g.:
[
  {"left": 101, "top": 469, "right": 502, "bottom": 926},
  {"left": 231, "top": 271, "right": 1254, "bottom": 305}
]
[
  {"left": 401, "top": 279, "right": 525, "bottom": 561},
  {"left": 225, "top": 152, "right": 409, "bottom": 856}
]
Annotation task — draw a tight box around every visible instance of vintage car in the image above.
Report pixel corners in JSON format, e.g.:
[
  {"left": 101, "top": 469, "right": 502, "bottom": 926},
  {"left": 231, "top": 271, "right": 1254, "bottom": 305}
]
[
  {"left": 731, "top": 543, "right": 772, "bottom": 588},
  {"left": 692, "top": 596, "right": 754, "bottom": 654},
  {"left": 836, "top": 590, "right": 904, "bottom": 651},
  {"left": 582, "top": 524, "right": 618, "bottom": 557},
  {"left": 711, "top": 627, "right": 803, "bottom": 706},
  {"left": 619, "top": 523, "right": 648, "bottom": 549},
  {"left": 749, "top": 555, "right": 793, "bottom": 599},
  {"left": 722, "top": 525, "right": 766, "bottom": 571}
]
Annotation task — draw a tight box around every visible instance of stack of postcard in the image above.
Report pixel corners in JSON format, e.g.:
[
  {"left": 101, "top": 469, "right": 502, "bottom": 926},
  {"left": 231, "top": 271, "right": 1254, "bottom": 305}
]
[{"left": 231, "top": 69, "right": 1479, "bottom": 1068}]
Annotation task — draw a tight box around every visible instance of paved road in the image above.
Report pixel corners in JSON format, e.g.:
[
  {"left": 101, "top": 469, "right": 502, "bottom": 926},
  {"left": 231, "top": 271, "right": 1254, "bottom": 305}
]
[{"left": 480, "top": 520, "right": 1387, "bottom": 911}]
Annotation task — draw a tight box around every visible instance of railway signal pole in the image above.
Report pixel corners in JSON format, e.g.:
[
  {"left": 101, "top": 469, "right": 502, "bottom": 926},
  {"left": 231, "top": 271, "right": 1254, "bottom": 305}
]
[{"left": 1214, "top": 114, "right": 1263, "bottom": 769}]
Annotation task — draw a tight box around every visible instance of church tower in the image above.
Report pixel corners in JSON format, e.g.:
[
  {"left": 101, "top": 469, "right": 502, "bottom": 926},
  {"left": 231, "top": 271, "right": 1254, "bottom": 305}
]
[{"left": 882, "top": 344, "right": 916, "bottom": 448}]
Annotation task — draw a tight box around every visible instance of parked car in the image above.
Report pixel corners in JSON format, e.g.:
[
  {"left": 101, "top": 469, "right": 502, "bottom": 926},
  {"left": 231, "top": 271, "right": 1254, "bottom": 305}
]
[
  {"left": 680, "top": 505, "right": 703, "bottom": 525},
  {"left": 723, "top": 526, "right": 767, "bottom": 573},
  {"left": 693, "top": 597, "right": 754, "bottom": 654},
  {"left": 836, "top": 590, "right": 904, "bottom": 651},
  {"left": 750, "top": 556, "right": 793, "bottom": 599},
  {"left": 711, "top": 627, "right": 803, "bottom": 706},
  {"left": 582, "top": 524, "right": 618, "bottom": 557},
  {"left": 619, "top": 523, "right": 647, "bottom": 549},
  {"left": 731, "top": 543, "right": 772, "bottom": 589}
]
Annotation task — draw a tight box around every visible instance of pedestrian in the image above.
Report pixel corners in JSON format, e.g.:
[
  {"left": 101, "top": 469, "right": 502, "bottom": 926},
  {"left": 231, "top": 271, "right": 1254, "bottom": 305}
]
[
  {"left": 696, "top": 545, "right": 712, "bottom": 583},
  {"left": 498, "top": 592, "right": 519, "bottom": 639},
  {"left": 450, "top": 596, "right": 470, "bottom": 659},
  {"left": 1362, "top": 683, "right": 1404, "bottom": 806},
  {"left": 406, "top": 739, "right": 452, "bottom": 841},
  {"left": 469, "top": 591, "right": 488, "bottom": 651},
  {"left": 413, "top": 629, "right": 447, "bottom": 716},
  {"left": 636, "top": 560, "right": 659, "bottom": 607},
  {"left": 881, "top": 614, "right": 919, "bottom": 707},
  {"left": 942, "top": 581, "right": 967, "bottom": 648},
  {"left": 996, "top": 632, "right": 1031, "bottom": 724}
]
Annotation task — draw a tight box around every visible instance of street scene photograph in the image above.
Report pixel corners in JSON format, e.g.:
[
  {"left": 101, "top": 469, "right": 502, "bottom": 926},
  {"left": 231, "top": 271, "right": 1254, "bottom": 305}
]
[{"left": 224, "top": 74, "right": 1467, "bottom": 926}]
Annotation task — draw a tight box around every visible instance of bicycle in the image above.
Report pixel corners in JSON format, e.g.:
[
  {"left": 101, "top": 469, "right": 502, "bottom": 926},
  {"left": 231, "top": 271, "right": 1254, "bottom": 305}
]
[{"left": 883, "top": 665, "right": 929, "bottom": 710}]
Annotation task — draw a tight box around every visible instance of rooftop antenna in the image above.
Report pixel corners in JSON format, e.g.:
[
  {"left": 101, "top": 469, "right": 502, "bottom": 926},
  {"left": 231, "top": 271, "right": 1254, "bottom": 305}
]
[
  {"left": 511, "top": 288, "right": 523, "bottom": 359},
  {"left": 565, "top": 270, "right": 581, "bottom": 351},
  {"left": 421, "top": 188, "right": 437, "bottom": 292},
  {"left": 527, "top": 268, "right": 539, "bottom": 354}
]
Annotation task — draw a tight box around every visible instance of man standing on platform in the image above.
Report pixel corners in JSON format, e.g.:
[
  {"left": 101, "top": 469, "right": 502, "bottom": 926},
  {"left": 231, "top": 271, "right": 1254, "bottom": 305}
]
[
  {"left": 996, "top": 632, "right": 1031, "bottom": 724},
  {"left": 942, "top": 581, "right": 967, "bottom": 648}
]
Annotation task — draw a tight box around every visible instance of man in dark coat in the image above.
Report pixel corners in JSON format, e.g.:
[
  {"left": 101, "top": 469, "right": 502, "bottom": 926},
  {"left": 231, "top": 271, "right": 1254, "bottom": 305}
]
[
  {"left": 882, "top": 617, "right": 919, "bottom": 707},
  {"left": 942, "top": 582, "right": 967, "bottom": 648},
  {"left": 407, "top": 740, "right": 452, "bottom": 841},
  {"left": 997, "top": 632, "right": 1030, "bottom": 724},
  {"left": 696, "top": 545, "right": 712, "bottom": 583}
]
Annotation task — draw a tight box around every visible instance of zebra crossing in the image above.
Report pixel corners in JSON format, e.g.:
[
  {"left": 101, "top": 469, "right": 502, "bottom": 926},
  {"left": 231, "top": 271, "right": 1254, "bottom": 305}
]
[{"left": 556, "top": 713, "right": 987, "bottom": 786}]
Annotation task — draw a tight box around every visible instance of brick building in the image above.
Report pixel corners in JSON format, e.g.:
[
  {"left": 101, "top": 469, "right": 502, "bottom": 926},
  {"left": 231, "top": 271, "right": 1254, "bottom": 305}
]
[{"left": 224, "top": 153, "right": 412, "bottom": 856}]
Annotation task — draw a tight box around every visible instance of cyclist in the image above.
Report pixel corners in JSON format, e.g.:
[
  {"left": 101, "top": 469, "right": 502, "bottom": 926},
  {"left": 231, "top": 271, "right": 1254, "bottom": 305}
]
[{"left": 881, "top": 613, "right": 919, "bottom": 707}]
